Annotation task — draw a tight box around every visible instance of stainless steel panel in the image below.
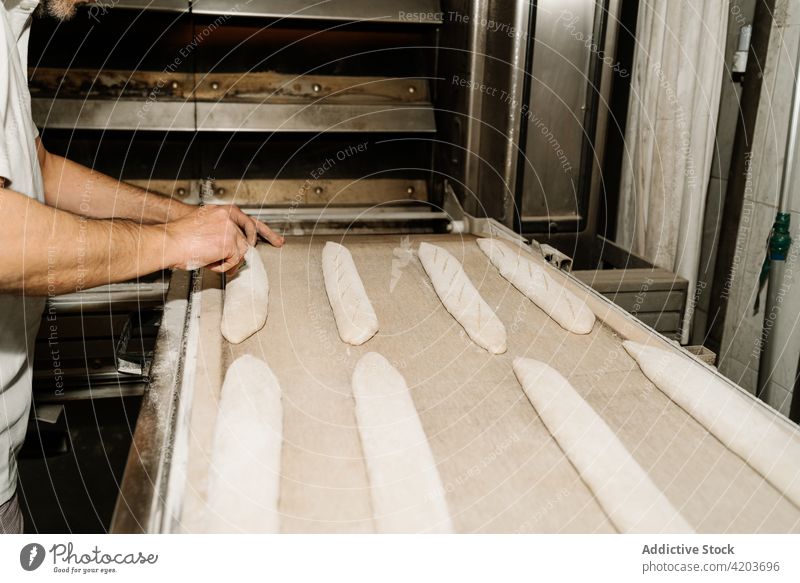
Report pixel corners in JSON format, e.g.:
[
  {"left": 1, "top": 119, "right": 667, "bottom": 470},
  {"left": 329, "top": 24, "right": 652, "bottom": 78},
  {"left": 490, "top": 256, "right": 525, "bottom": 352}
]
[
  {"left": 32, "top": 99, "right": 195, "bottom": 131},
  {"left": 473, "top": 0, "right": 531, "bottom": 225},
  {"left": 435, "top": 0, "right": 530, "bottom": 225},
  {"left": 520, "top": 0, "right": 595, "bottom": 221},
  {"left": 111, "top": 270, "right": 193, "bottom": 533},
  {"left": 249, "top": 207, "right": 447, "bottom": 223},
  {"left": 195, "top": 102, "right": 437, "bottom": 132},
  {"left": 191, "top": 0, "right": 443, "bottom": 23},
  {"left": 579, "top": 0, "right": 620, "bottom": 259},
  {"left": 46, "top": 282, "right": 169, "bottom": 313},
  {"left": 34, "top": 99, "right": 434, "bottom": 134},
  {"left": 463, "top": 0, "right": 489, "bottom": 218}
]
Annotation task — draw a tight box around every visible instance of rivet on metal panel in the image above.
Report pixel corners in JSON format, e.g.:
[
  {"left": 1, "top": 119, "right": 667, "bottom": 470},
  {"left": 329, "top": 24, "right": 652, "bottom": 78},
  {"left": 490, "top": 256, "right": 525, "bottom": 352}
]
[
  {"left": 312, "top": 84, "right": 322, "bottom": 93},
  {"left": 211, "top": 82, "right": 220, "bottom": 90},
  {"left": 314, "top": 186, "right": 324, "bottom": 195},
  {"left": 408, "top": 85, "right": 417, "bottom": 94}
]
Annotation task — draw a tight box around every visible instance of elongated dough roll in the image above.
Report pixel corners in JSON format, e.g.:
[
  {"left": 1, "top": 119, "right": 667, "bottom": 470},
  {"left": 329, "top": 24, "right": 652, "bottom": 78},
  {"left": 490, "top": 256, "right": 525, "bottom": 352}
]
[
  {"left": 206, "top": 355, "right": 283, "bottom": 533},
  {"left": 417, "top": 242, "right": 507, "bottom": 354},
  {"left": 477, "top": 238, "right": 595, "bottom": 334},
  {"left": 353, "top": 352, "right": 453, "bottom": 533},
  {"left": 322, "top": 241, "right": 379, "bottom": 345},
  {"left": 513, "top": 357, "right": 693, "bottom": 533},
  {"left": 624, "top": 341, "right": 800, "bottom": 508},
  {"left": 220, "top": 246, "right": 269, "bottom": 344}
]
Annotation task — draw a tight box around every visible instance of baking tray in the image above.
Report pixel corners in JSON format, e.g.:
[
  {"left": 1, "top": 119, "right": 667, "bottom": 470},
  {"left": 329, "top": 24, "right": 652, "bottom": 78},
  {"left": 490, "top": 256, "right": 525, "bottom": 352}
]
[{"left": 163, "top": 234, "right": 800, "bottom": 533}]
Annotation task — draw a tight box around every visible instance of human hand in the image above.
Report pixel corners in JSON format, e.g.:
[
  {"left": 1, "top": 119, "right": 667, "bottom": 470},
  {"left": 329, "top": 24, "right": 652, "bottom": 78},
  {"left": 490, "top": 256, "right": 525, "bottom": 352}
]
[
  {"left": 165, "top": 205, "right": 251, "bottom": 273},
  {"left": 214, "top": 204, "right": 285, "bottom": 248}
]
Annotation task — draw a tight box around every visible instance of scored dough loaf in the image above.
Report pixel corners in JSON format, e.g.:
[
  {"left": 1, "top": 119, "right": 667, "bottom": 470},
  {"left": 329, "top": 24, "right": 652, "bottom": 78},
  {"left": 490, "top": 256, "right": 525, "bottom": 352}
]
[
  {"left": 322, "top": 241, "right": 379, "bottom": 346},
  {"left": 220, "top": 246, "right": 269, "bottom": 344},
  {"left": 477, "top": 238, "right": 595, "bottom": 334},
  {"left": 417, "top": 242, "right": 507, "bottom": 354}
]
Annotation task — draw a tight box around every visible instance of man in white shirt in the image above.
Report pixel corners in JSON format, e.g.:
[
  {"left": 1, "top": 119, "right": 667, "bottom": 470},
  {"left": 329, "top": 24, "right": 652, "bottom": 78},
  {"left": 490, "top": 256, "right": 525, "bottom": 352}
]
[{"left": 0, "top": 0, "right": 284, "bottom": 533}]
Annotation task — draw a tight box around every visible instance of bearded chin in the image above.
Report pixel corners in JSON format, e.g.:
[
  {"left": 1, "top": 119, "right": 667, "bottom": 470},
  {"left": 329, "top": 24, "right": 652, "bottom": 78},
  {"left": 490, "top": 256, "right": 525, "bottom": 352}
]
[{"left": 44, "top": 0, "right": 82, "bottom": 21}]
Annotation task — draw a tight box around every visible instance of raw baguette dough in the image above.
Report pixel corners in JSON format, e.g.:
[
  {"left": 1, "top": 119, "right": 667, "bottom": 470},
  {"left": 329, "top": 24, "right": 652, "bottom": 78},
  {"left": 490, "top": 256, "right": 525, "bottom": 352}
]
[
  {"left": 513, "top": 357, "right": 693, "bottom": 533},
  {"left": 417, "top": 242, "right": 507, "bottom": 354},
  {"left": 206, "top": 355, "right": 283, "bottom": 533},
  {"left": 353, "top": 352, "right": 453, "bottom": 533},
  {"left": 220, "top": 246, "right": 269, "bottom": 344},
  {"left": 623, "top": 341, "right": 800, "bottom": 508},
  {"left": 322, "top": 241, "right": 379, "bottom": 345},
  {"left": 477, "top": 238, "right": 595, "bottom": 334}
]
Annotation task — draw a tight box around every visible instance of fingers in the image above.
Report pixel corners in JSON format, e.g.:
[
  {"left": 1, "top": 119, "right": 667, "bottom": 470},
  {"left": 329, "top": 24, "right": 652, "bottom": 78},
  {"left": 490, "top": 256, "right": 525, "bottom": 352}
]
[
  {"left": 209, "top": 251, "right": 245, "bottom": 274},
  {"left": 209, "top": 228, "right": 249, "bottom": 274},
  {"left": 219, "top": 205, "right": 284, "bottom": 247},
  {"left": 214, "top": 205, "right": 251, "bottom": 245},
  {"left": 225, "top": 261, "right": 244, "bottom": 278},
  {"left": 183, "top": 205, "right": 282, "bottom": 274},
  {"left": 255, "top": 219, "right": 285, "bottom": 247},
  {"left": 232, "top": 209, "right": 257, "bottom": 246},
  {"left": 208, "top": 259, "right": 237, "bottom": 274},
  {"left": 244, "top": 221, "right": 257, "bottom": 247},
  {"left": 227, "top": 206, "right": 281, "bottom": 247},
  {"left": 236, "top": 235, "right": 250, "bottom": 261}
]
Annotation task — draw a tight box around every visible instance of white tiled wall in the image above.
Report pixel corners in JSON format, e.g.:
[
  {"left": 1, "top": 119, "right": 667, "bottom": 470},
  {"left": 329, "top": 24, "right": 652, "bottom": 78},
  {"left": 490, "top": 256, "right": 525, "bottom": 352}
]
[{"left": 714, "top": 1, "right": 800, "bottom": 414}]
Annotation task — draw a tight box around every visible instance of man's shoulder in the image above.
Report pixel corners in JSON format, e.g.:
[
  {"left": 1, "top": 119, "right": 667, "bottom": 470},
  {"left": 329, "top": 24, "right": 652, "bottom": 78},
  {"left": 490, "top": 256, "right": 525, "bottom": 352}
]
[
  {"left": 2, "top": 1, "right": 39, "bottom": 41},
  {"left": 0, "top": 3, "right": 12, "bottom": 53},
  {"left": 0, "top": 5, "right": 9, "bottom": 54},
  {"left": 2, "top": 1, "right": 38, "bottom": 14}
]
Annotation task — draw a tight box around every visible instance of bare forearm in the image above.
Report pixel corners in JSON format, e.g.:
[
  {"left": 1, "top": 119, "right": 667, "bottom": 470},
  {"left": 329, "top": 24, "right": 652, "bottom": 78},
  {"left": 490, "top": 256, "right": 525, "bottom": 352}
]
[
  {"left": 1, "top": 188, "right": 175, "bottom": 295},
  {"left": 40, "top": 147, "right": 191, "bottom": 223}
]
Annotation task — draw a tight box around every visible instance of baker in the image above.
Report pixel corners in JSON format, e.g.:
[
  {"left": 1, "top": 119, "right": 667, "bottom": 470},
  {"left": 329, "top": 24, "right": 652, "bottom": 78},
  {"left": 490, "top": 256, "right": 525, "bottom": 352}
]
[{"left": 0, "top": 0, "right": 284, "bottom": 534}]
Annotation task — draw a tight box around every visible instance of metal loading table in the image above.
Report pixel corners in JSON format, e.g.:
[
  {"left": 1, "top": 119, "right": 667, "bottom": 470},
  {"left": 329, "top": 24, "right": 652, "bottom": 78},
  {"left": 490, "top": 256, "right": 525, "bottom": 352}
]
[{"left": 115, "top": 234, "right": 800, "bottom": 534}]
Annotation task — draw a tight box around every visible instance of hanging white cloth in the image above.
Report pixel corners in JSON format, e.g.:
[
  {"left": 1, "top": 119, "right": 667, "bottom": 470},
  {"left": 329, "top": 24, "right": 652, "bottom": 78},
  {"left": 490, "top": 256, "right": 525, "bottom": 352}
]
[{"left": 616, "top": 0, "right": 729, "bottom": 343}]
